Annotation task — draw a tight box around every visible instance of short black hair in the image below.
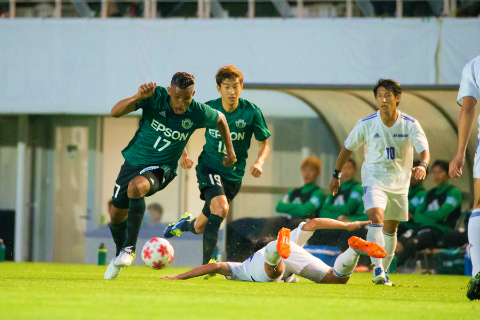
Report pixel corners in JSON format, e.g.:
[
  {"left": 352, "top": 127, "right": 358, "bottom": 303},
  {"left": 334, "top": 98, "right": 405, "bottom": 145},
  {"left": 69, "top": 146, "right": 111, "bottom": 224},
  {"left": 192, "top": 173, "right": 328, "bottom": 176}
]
[
  {"left": 373, "top": 79, "right": 402, "bottom": 99},
  {"left": 432, "top": 160, "right": 449, "bottom": 174},
  {"left": 347, "top": 158, "right": 357, "bottom": 169},
  {"left": 171, "top": 72, "right": 195, "bottom": 89},
  {"left": 413, "top": 160, "right": 428, "bottom": 174}
]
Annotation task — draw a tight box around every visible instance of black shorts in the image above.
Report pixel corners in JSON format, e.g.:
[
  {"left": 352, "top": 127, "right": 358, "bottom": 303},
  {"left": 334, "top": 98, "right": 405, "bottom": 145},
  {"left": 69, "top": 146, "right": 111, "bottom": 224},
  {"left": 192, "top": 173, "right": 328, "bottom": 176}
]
[
  {"left": 196, "top": 165, "right": 242, "bottom": 203},
  {"left": 111, "top": 161, "right": 176, "bottom": 209}
]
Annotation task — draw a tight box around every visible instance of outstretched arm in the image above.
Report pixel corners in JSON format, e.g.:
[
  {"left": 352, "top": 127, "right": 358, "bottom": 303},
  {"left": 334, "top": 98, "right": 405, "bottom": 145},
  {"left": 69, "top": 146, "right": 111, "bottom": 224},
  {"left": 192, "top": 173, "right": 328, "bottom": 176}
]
[
  {"left": 158, "top": 262, "right": 232, "bottom": 280},
  {"left": 450, "top": 96, "right": 477, "bottom": 178},
  {"left": 301, "top": 218, "right": 371, "bottom": 232}
]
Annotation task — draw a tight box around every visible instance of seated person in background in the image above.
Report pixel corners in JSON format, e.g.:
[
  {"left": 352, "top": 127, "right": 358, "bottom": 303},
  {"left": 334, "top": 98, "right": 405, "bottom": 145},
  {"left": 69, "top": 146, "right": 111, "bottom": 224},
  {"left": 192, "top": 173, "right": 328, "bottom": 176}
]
[
  {"left": 275, "top": 156, "right": 325, "bottom": 219},
  {"left": 142, "top": 203, "right": 164, "bottom": 227},
  {"left": 396, "top": 160, "right": 462, "bottom": 269},
  {"left": 397, "top": 160, "right": 428, "bottom": 236},
  {"left": 319, "top": 158, "right": 363, "bottom": 222}
]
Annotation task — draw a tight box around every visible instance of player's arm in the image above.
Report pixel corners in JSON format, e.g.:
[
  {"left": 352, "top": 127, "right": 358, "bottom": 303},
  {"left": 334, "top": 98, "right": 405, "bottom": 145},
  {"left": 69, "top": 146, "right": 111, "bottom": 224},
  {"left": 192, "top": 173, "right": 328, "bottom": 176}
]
[
  {"left": 450, "top": 96, "right": 477, "bottom": 178},
  {"left": 329, "top": 147, "right": 353, "bottom": 196},
  {"left": 179, "top": 148, "right": 194, "bottom": 170},
  {"left": 302, "top": 218, "right": 371, "bottom": 232},
  {"left": 216, "top": 112, "right": 237, "bottom": 167},
  {"left": 412, "top": 150, "right": 430, "bottom": 180},
  {"left": 158, "top": 262, "right": 232, "bottom": 280},
  {"left": 250, "top": 139, "right": 270, "bottom": 178},
  {"left": 111, "top": 82, "right": 157, "bottom": 118}
]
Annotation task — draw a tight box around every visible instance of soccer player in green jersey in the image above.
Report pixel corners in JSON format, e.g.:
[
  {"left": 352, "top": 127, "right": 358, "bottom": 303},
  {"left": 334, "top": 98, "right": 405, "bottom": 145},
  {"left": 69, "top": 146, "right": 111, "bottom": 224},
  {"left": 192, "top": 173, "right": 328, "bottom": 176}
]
[
  {"left": 104, "top": 72, "right": 236, "bottom": 280},
  {"left": 164, "top": 65, "right": 271, "bottom": 265}
]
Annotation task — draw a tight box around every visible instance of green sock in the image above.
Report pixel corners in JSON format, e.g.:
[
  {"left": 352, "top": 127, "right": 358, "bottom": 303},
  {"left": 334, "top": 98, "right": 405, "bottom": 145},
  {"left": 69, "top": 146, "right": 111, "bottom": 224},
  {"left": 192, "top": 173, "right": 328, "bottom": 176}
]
[
  {"left": 109, "top": 220, "right": 127, "bottom": 256},
  {"left": 202, "top": 214, "right": 223, "bottom": 265},
  {"left": 123, "top": 197, "right": 145, "bottom": 252}
]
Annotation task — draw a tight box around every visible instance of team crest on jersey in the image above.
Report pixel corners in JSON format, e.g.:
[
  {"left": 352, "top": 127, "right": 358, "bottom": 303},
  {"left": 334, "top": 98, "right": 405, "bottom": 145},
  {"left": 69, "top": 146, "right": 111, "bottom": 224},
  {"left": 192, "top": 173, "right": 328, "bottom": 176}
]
[
  {"left": 235, "top": 119, "right": 246, "bottom": 129},
  {"left": 182, "top": 118, "right": 193, "bottom": 129}
]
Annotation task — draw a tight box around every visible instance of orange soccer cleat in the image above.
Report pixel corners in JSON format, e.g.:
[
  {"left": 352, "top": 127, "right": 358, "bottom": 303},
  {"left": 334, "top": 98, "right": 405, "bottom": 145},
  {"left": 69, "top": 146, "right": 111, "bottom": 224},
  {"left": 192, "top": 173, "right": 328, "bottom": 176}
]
[
  {"left": 348, "top": 236, "right": 386, "bottom": 259},
  {"left": 276, "top": 228, "right": 291, "bottom": 259}
]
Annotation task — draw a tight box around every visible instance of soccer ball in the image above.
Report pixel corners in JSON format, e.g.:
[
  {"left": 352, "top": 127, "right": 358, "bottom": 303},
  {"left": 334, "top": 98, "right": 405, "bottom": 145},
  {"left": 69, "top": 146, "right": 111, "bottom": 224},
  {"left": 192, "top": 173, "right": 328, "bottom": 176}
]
[{"left": 141, "top": 237, "right": 174, "bottom": 270}]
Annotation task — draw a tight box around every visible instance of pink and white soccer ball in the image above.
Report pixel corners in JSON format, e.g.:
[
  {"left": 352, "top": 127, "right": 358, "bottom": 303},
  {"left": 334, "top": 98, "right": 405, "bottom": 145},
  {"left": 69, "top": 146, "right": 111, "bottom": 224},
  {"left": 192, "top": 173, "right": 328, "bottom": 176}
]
[{"left": 141, "top": 237, "right": 174, "bottom": 270}]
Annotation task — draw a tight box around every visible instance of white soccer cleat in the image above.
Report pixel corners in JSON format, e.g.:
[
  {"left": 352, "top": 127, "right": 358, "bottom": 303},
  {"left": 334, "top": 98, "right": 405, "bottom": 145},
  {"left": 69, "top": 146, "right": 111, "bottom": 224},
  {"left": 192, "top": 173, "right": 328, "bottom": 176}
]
[
  {"left": 114, "top": 246, "right": 136, "bottom": 268},
  {"left": 372, "top": 266, "right": 386, "bottom": 284},
  {"left": 104, "top": 258, "right": 122, "bottom": 280}
]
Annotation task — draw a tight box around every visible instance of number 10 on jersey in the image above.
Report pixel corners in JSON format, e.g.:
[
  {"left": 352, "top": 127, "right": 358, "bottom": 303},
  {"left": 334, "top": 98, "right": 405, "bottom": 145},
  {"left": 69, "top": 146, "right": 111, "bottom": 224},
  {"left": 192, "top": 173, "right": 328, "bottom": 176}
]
[{"left": 386, "top": 147, "right": 395, "bottom": 160}]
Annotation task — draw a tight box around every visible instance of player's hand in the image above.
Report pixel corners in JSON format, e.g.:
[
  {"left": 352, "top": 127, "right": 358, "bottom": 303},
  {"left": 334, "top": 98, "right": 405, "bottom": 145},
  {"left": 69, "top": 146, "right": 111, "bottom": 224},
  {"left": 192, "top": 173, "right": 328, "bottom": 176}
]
[
  {"left": 411, "top": 166, "right": 426, "bottom": 180},
  {"left": 449, "top": 153, "right": 465, "bottom": 179},
  {"left": 223, "top": 154, "right": 237, "bottom": 167},
  {"left": 250, "top": 162, "right": 263, "bottom": 178},
  {"left": 137, "top": 82, "right": 157, "bottom": 100},
  {"left": 180, "top": 155, "right": 194, "bottom": 170},
  {"left": 158, "top": 275, "right": 179, "bottom": 280},
  {"left": 329, "top": 178, "right": 341, "bottom": 196},
  {"left": 345, "top": 220, "right": 372, "bottom": 231}
]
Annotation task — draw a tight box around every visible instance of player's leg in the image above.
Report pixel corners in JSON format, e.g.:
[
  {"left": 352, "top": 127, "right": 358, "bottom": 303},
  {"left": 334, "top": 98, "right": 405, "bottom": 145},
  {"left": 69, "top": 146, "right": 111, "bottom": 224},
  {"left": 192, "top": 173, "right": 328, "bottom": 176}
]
[
  {"left": 203, "top": 193, "right": 229, "bottom": 264},
  {"left": 364, "top": 187, "right": 388, "bottom": 283},
  {"left": 467, "top": 179, "right": 480, "bottom": 299},
  {"left": 324, "top": 236, "right": 387, "bottom": 284},
  {"left": 382, "top": 219, "right": 399, "bottom": 285}
]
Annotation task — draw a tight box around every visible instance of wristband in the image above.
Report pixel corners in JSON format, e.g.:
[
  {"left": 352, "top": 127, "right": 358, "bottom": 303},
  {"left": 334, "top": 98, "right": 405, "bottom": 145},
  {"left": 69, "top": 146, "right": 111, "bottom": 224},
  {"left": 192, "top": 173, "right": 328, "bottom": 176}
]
[
  {"left": 419, "top": 162, "right": 428, "bottom": 171},
  {"left": 333, "top": 169, "right": 342, "bottom": 179}
]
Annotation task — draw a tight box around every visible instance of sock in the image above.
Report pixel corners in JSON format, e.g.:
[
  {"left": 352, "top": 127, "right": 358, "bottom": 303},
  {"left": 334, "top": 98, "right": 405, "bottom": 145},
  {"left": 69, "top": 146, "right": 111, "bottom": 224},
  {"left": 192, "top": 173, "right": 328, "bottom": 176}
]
[
  {"left": 382, "top": 230, "right": 397, "bottom": 272},
  {"left": 123, "top": 197, "right": 146, "bottom": 251},
  {"left": 333, "top": 248, "right": 359, "bottom": 278},
  {"left": 180, "top": 218, "right": 198, "bottom": 234},
  {"left": 469, "top": 210, "right": 480, "bottom": 276},
  {"left": 264, "top": 241, "right": 281, "bottom": 266},
  {"left": 109, "top": 220, "right": 127, "bottom": 256},
  {"left": 367, "top": 224, "right": 385, "bottom": 268},
  {"left": 202, "top": 214, "right": 224, "bottom": 265}
]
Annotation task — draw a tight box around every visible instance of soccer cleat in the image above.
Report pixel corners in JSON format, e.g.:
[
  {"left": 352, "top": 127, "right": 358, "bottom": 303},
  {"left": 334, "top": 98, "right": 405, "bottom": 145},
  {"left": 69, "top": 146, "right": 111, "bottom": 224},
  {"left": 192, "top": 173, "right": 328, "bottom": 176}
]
[
  {"left": 203, "top": 258, "right": 218, "bottom": 280},
  {"left": 467, "top": 272, "right": 480, "bottom": 300},
  {"left": 114, "top": 246, "right": 136, "bottom": 268},
  {"left": 104, "top": 258, "right": 122, "bottom": 280},
  {"left": 372, "top": 266, "right": 386, "bottom": 284},
  {"left": 164, "top": 212, "right": 192, "bottom": 239},
  {"left": 276, "top": 228, "right": 291, "bottom": 259},
  {"left": 348, "top": 236, "right": 387, "bottom": 259},
  {"left": 383, "top": 273, "right": 394, "bottom": 286}
]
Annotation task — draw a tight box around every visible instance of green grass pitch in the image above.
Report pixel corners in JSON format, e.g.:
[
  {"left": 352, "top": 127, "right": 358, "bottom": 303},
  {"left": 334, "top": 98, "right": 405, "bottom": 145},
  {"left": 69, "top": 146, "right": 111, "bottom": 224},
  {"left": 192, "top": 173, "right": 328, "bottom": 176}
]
[{"left": 1, "top": 262, "right": 478, "bottom": 320}]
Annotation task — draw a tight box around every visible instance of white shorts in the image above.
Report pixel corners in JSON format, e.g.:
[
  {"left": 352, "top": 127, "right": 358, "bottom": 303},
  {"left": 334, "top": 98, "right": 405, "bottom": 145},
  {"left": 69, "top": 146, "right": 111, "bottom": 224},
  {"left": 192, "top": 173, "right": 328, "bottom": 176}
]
[
  {"left": 474, "top": 136, "right": 480, "bottom": 179},
  {"left": 363, "top": 186, "right": 408, "bottom": 222},
  {"left": 226, "top": 222, "right": 330, "bottom": 283}
]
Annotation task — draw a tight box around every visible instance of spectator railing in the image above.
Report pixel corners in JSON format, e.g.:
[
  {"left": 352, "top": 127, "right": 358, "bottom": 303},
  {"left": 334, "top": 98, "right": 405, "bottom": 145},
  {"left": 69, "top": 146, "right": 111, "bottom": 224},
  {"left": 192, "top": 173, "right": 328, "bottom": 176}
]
[{"left": 1, "top": 0, "right": 476, "bottom": 19}]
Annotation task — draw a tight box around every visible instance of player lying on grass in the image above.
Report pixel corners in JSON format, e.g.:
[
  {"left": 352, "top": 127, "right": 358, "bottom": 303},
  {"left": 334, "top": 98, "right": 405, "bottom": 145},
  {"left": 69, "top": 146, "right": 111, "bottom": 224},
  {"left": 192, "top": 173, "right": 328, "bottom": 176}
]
[{"left": 159, "top": 219, "right": 386, "bottom": 283}]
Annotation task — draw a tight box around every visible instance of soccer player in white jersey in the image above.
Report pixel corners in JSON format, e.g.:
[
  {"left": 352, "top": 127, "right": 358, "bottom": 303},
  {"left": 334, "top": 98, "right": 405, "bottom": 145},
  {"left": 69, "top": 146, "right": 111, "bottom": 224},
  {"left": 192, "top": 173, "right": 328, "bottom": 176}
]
[
  {"left": 330, "top": 79, "right": 430, "bottom": 285},
  {"left": 159, "top": 218, "right": 386, "bottom": 284},
  {"left": 449, "top": 55, "right": 480, "bottom": 300}
]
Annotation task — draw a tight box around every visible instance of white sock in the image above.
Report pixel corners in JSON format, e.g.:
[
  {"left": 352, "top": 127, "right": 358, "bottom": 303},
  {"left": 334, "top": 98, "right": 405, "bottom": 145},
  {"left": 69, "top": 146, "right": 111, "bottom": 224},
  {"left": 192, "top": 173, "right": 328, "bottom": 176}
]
[
  {"left": 382, "top": 230, "right": 397, "bottom": 272},
  {"left": 264, "top": 241, "right": 281, "bottom": 266},
  {"left": 333, "top": 248, "right": 359, "bottom": 278},
  {"left": 367, "top": 224, "right": 385, "bottom": 268},
  {"left": 469, "top": 210, "right": 480, "bottom": 277}
]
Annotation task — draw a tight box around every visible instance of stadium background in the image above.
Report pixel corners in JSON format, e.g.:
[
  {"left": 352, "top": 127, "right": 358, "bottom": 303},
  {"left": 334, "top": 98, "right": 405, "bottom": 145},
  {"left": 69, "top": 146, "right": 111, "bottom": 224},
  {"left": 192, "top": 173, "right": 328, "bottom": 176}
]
[{"left": 0, "top": 16, "right": 479, "bottom": 267}]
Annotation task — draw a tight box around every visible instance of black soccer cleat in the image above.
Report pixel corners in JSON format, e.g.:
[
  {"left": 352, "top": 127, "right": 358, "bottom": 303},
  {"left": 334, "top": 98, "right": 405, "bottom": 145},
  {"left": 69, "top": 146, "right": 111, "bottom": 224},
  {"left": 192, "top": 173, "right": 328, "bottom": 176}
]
[{"left": 467, "top": 272, "right": 480, "bottom": 301}]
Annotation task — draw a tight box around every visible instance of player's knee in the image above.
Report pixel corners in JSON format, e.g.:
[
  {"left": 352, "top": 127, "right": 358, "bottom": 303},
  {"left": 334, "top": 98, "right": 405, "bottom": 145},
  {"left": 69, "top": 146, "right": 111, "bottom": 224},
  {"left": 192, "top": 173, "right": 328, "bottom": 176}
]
[
  {"left": 127, "top": 178, "right": 149, "bottom": 198},
  {"left": 211, "top": 203, "right": 229, "bottom": 218}
]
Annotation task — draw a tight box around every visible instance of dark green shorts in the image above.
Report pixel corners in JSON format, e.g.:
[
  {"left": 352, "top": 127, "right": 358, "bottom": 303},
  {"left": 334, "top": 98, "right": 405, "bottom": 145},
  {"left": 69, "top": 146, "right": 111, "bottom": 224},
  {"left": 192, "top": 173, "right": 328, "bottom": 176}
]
[
  {"left": 196, "top": 165, "right": 242, "bottom": 203},
  {"left": 112, "top": 161, "right": 176, "bottom": 209}
]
